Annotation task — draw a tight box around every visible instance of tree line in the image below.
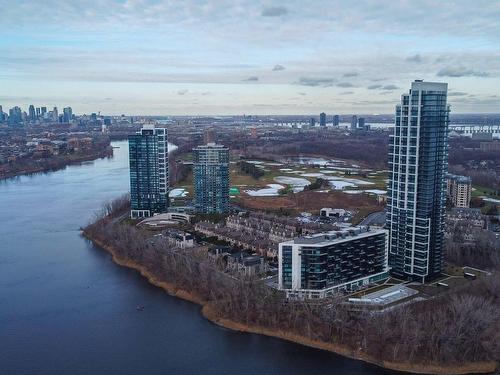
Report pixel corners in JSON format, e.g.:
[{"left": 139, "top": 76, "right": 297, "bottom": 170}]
[{"left": 238, "top": 160, "right": 265, "bottom": 179}]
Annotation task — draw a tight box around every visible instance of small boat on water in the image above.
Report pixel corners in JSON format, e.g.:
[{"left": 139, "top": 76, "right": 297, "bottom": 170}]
[{"left": 136, "top": 305, "right": 145, "bottom": 311}]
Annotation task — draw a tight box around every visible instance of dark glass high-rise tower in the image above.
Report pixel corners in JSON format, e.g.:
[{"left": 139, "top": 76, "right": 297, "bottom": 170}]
[
  {"left": 28, "top": 105, "right": 36, "bottom": 122},
  {"left": 333, "top": 115, "right": 339, "bottom": 126},
  {"left": 193, "top": 143, "right": 229, "bottom": 214},
  {"left": 128, "top": 125, "right": 169, "bottom": 218},
  {"left": 351, "top": 115, "right": 357, "bottom": 130},
  {"left": 386, "top": 80, "right": 449, "bottom": 282},
  {"left": 319, "top": 112, "right": 326, "bottom": 127}
]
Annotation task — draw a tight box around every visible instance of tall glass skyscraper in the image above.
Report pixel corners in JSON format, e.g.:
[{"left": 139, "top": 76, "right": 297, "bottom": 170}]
[
  {"left": 319, "top": 112, "right": 326, "bottom": 127},
  {"left": 129, "top": 125, "right": 169, "bottom": 218},
  {"left": 351, "top": 115, "right": 358, "bottom": 130},
  {"left": 193, "top": 143, "right": 229, "bottom": 214},
  {"left": 386, "top": 80, "right": 449, "bottom": 282},
  {"left": 28, "top": 105, "right": 36, "bottom": 122}
]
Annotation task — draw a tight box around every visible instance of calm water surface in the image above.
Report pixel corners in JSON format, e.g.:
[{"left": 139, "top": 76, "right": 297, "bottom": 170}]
[{"left": 0, "top": 141, "right": 395, "bottom": 374}]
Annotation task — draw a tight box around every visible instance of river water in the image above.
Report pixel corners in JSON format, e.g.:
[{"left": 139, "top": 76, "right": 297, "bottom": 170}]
[{"left": 0, "top": 141, "right": 394, "bottom": 375}]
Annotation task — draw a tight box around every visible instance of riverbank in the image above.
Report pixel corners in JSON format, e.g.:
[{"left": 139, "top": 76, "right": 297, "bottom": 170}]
[
  {"left": 0, "top": 146, "right": 113, "bottom": 181},
  {"left": 82, "top": 231, "right": 497, "bottom": 375}
]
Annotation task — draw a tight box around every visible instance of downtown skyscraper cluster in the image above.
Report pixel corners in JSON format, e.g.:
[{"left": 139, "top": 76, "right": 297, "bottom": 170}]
[{"left": 0, "top": 105, "right": 73, "bottom": 125}]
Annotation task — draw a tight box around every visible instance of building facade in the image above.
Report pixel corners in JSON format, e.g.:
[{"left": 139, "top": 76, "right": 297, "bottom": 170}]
[
  {"left": 350, "top": 115, "right": 358, "bottom": 130},
  {"left": 28, "top": 105, "right": 36, "bottom": 122},
  {"left": 193, "top": 143, "right": 230, "bottom": 214},
  {"left": 278, "top": 227, "right": 389, "bottom": 298},
  {"left": 319, "top": 112, "right": 326, "bottom": 127},
  {"left": 320, "top": 207, "right": 347, "bottom": 218},
  {"left": 386, "top": 80, "right": 449, "bottom": 282},
  {"left": 480, "top": 140, "right": 500, "bottom": 152},
  {"left": 203, "top": 127, "right": 216, "bottom": 144},
  {"left": 446, "top": 174, "right": 471, "bottom": 208},
  {"left": 333, "top": 115, "right": 340, "bottom": 126},
  {"left": 63, "top": 107, "right": 72, "bottom": 123},
  {"left": 129, "top": 125, "right": 169, "bottom": 218},
  {"left": 165, "top": 229, "right": 194, "bottom": 249}
]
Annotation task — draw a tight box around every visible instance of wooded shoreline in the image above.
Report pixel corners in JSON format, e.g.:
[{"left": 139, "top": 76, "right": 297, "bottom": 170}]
[
  {"left": 82, "top": 229, "right": 497, "bottom": 375},
  {"left": 0, "top": 146, "right": 112, "bottom": 181}
]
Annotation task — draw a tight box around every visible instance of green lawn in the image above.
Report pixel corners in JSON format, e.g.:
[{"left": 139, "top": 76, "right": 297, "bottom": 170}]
[{"left": 472, "top": 185, "right": 497, "bottom": 198}]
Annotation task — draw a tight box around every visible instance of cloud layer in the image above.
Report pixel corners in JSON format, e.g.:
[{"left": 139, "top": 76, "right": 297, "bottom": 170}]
[
  {"left": 0, "top": 0, "right": 499, "bottom": 114},
  {"left": 437, "top": 67, "right": 489, "bottom": 77},
  {"left": 261, "top": 6, "right": 288, "bottom": 17}
]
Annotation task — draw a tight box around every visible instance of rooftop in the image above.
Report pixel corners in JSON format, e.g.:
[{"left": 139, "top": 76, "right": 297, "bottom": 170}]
[
  {"left": 447, "top": 173, "right": 472, "bottom": 183},
  {"left": 228, "top": 251, "right": 264, "bottom": 266},
  {"left": 194, "top": 143, "right": 228, "bottom": 149},
  {"left": 448, "top": 207, "right": 484, "bottom": 218},
  {"left": 283, "top": 226, "right": 387, "bottom": 246},
  {"left": 410, "top": 80, "right": 448, "bottom": 92},
  {"left": 349, "top": 285, "right": 418, "bottom": 306}
]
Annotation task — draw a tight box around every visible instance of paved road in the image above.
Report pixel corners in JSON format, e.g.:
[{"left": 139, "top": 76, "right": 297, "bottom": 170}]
[{"left": 360, "top": 210, "right": 386, "bottom": 226}]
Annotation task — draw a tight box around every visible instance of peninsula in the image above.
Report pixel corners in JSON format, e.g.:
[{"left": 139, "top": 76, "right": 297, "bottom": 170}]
[{"left": 82, "top": 197, "right": 498, "bottom": 375}]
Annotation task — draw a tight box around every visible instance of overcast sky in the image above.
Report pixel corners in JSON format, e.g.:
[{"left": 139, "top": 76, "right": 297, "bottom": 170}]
[{"left": 1, "top": 0, "right": 499, "bottom": 115}]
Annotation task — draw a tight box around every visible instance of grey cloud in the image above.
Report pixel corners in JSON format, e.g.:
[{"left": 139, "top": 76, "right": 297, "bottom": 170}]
[
  {"left": 243, "top": 76, "right": 259, "bottom": 81},
  {"left": 406, "top": 54, "right": 422, "bottom": 63},
  {"left": 272, "top": 64, "right": 285, "bottom": 71},
  {"left": 382, "top": 85, "right": 399, "bottom": 90},
  {"left": 177, "top": 89, "right": 188, "bottom": 95},
  {"left": 0, "top": 55, "right": 68, "bottom": 66},
  {"left": 367, "top": 84, "right": 382, "bottom": 90},
  {"left": 339, "top": 91, "right": 354, "bottom": 95},
  {"left": 0, "top": 95, "right": 34, "bottom": 101},
  {"left": 448, "top": 91, "right": 468, "bottom": 96},
  {"left": 298, "top": 92, "right": 306, "bottom": 95},
  {"left": 437, "top": 66, "right": 489, "bottom": 77},
  {"left": 56, "top": 70, "right": 256, "bottom": 84},
  {"left": 352, "top": 100, "right": 395, "bottom": 106},
  {"left": 446, "top": 97, "right": 500, "bottom": 107},
  {"left": 296, "top": 77, "right": 335, "bottom": 87},
  {"left": 262, "top": 6, "right": 288, "bottom": 17},
  {"left": 343, "top": 72, "right": 358, "bottom": 77},
  {"left": 337, "top": 82, "right": 354, "bottom": 88},
  {"left": 4, "top": 2, "right": 500, "bottom": 48}
]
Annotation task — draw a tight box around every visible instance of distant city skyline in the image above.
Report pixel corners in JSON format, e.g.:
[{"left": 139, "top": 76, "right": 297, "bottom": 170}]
[{"left": 1, "top": 1, "right": 499, "bottom": 114}]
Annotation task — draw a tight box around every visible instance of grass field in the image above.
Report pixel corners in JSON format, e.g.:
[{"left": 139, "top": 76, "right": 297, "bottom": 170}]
[
  {"left": 172, "top": 155, "right": 388, "bottom": 219},
  {"left": 472, "top": 185, "right": 497, "bottom": 198}
]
